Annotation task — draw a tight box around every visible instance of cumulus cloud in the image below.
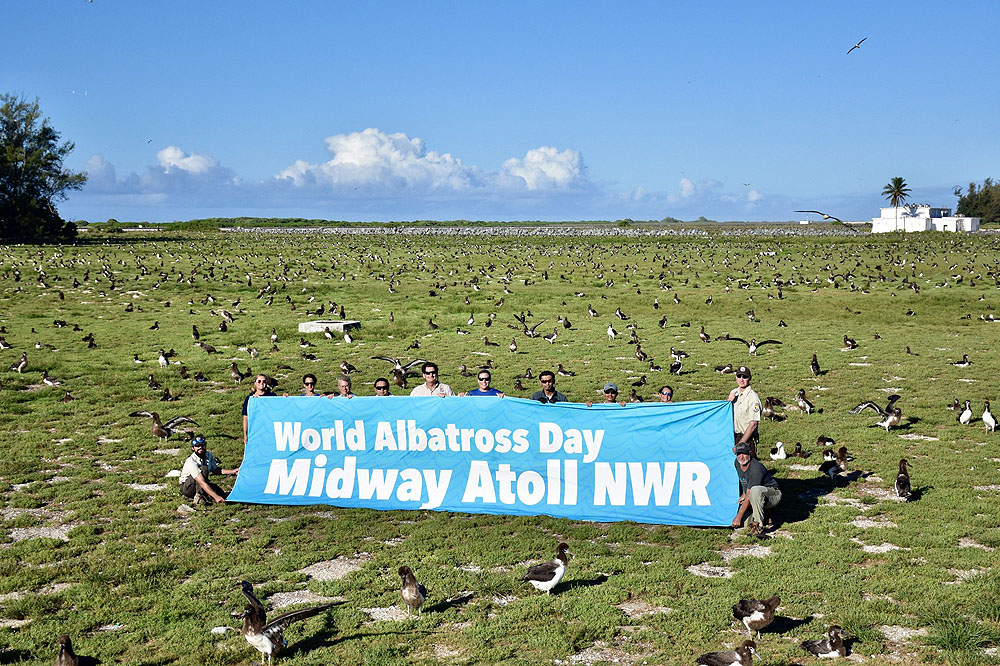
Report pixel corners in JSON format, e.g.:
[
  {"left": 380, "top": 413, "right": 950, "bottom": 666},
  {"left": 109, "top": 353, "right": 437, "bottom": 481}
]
[
  {"left": 501, "top": 146, "right": 585, "bottom": 190},
  {"left": 157, "top": 146, "right": 218, "bottom": 175}
]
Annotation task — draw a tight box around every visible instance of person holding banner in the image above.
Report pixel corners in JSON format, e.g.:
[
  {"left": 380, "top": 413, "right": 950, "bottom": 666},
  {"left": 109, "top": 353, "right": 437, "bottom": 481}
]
[
  {"left": 531, "top": 370, "right": 568, "bottom": 404},
  {"left": 373, "top": 377, "right": 392, "bottom": 396},
  {"left": 731, "top": 442, "right": 781, "bottom": 535},
  {"left": 243, "top": 374, "right": 277, "bottom": 444},
  {"left": 301, "top": 374, "right": 319, "bottom": 396},
  {"left": 331, "top": 375, "right": 356, "bottom": 398},
  {"left": 659, "top": 385, "right": 674, "bottom": 402},
  {"left": 462, "top": 369, "right": 504, "bottom": 397},
  {"left": 727, "top": 366, "right": 761, "bottom": 458},
  {"left": 179, "top": 434, "right": 240, "bottom": 504},
  {"left": 410, "top": 362, "right": 455, "bottom": 397}
]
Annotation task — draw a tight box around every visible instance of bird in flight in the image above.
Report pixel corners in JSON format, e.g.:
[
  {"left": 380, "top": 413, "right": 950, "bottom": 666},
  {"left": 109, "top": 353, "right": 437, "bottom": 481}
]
[
  {"left": 847, "top": 37, "right": 867, "bottom": 54},
  {"left": 794, "top": 210, "right": 843, "bottom": 222}
]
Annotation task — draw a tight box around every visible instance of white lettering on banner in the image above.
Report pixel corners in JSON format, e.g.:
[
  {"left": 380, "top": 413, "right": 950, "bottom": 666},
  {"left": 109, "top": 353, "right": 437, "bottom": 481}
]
[
  {"left": 262, "top": 456, "right": 452, "bottom": 509},
  {"left": 461, "top": 460, "right": 578, "bottom": 505},
  {"left": 538, "top": 422, "right": 605, "bottom": 463},
  {"left": 274, "top": 421, "right": 366, "bottom": 451},
  {"left": 593, "top": 461, "right": 711, "bottom": 506}
]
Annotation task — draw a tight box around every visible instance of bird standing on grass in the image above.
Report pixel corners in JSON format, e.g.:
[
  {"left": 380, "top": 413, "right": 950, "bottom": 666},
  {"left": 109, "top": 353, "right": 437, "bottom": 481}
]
[
  {"left": 55, "top": 635, "right": 79, "bottom": 666},
  {"left": 239, "top": 580, "right": 337, "bottom": 666},
  {"left": 521, "top": 542, "right": 570, "bottom": 594},
  {"left": 958, "top": 400, "right": 973, "bottom": 425},
  {"left": 983, "top": 401, "right": 995, "bottom": 432},
  {"left": 398, "top": 566, "right": 427, "bottom": 615},
  {"left": 732, "top": 595, "right": 780, "bottom": 640},
  {"left": 895, "top": 458, "right": 912, "bottom": 500}
]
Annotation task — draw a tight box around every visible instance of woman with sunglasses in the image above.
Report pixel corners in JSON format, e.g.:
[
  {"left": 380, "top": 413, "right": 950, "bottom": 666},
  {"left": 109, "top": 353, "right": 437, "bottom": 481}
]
[{"left": 301, "top": 374, "right": 319, "bottom": 396}]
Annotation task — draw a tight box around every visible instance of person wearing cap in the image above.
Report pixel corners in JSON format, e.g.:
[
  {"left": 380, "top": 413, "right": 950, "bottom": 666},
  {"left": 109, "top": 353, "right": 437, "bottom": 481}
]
[
  {"left": 731, "top": 441, "right": 781, "bottom": 535},
  {"left": 727, "top": 366, "right": 762, "bottom": 457},
  {"left": 587, "top": 382, "right": 626, "bottom": 406},
  {"left": 179, "top": 435, "right": 240, "bottom": 504}
]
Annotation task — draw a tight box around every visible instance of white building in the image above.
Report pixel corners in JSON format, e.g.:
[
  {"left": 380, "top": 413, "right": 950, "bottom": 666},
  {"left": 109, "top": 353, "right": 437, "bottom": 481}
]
[{"left": 871, "top": 204, "right": 980, "bottom": 233}]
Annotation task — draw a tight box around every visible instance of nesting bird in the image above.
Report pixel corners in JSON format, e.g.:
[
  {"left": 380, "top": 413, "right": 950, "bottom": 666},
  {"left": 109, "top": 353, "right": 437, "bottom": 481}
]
[
  {"left": 695, "top": 640, "right": 758, "bottom": 666},
  {"left": 801, "top": 625, "right": 847, "bottom": 659}
]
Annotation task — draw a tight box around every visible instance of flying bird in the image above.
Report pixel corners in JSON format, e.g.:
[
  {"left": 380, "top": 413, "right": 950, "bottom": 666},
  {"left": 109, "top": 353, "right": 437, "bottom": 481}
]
[
  {"left": 128, "top": 410, "right": 199, "bottom": 441},
  {"left": 847, "top": 37, "right": 867, "bottom": 54},
  {"left": 725, "top": 336, "right": 782, "bottom": 356},
  {"left": 795, "top": 210, "right": 843, "bottom": 222}
]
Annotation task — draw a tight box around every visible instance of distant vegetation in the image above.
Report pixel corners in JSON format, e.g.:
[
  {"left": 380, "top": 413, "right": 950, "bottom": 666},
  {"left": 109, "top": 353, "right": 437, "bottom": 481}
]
[{"left": 955, "top": 178, "right": 1000, "bottom": 225}]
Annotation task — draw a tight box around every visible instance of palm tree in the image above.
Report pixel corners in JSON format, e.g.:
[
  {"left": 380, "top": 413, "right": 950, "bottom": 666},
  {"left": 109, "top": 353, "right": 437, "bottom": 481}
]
[{"left": 882, "top": 177, "right": 911, "bottom": 231}]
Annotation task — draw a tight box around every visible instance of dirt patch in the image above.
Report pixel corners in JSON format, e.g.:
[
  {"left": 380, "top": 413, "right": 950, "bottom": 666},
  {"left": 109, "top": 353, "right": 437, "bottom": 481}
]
[
  {"left": 431, "top": 643, "right": 461, "bottom": 658},
  {"left": 857, "top": 541, "right": 906, "bottom": 554},
  {"left": 686, "top": 563, "right": 734, "bottom": 578},
  {"left": 898, "top": 433, "right": 938, "bottom": 441},
  {"left": 298, "top": 553, "right": 371, "bottom": 581},
  {"left": 945, "top": 568, "right": 987, "bottom": 584},
  {"left": 859, "top": 486, "right": 907, "bottom": 502},
  {"left": 617, "top": 598, "right": 672, "bottom": 618},
  {"left": 0, "top": 619, "right": 30, "bottom": 628},
  {"left": 8, "top": 525, "right": 74, "bottom": 542},
  {"left": 958, "top": 538, "right": 994, "bottom": 551},
  {"left": 154, "top": 448, "right": 180, "bottom": 455},
  {"left": 267, "top": 589, "right": 343, "bottom": 609},
  {"left": 880, "top": 625, "right": 927, "bottom": 642},
  {"left": 361, "top": 605, "right": 409, "bottom": 621},
  {"left": 974, "top": 485, "right": 1000, "bottom": 491},
  {"left": 554, "top": 641, "right": 640, "bottom": 666},
  {"left": 492, "top": 595, "right": 518, "bottom": 606},
  {"left": 852, "top": 516, "right": 897, "bottom": 529},
  {"left": 718, "top": 544, "right": 772, "bottom": 562},
  {"left": 125, "top": 483, "right": 166, "bottom": 491}
]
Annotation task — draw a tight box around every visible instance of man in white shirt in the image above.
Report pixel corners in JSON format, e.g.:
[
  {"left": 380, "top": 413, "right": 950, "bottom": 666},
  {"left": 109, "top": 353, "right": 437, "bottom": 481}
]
[
  {"left": 409, "top": 361, "right": 454, "bottom": 397},
  {"left": 179, "top": 435, "right": 240, "bottom": 504}
]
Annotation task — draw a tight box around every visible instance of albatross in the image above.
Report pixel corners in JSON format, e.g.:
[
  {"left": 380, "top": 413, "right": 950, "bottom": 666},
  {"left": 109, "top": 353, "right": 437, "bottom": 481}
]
[
  {"left": 239, "top": 580, "right": 337, "bottom": 666},
  {"left": 521, "top": 542, "right": 571, "bottom": 595}
]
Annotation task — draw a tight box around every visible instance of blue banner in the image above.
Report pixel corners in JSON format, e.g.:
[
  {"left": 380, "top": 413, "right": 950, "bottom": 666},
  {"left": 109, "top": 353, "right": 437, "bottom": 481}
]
[{"left": 229, "top": 396, "right": 738, "bottom": 526}]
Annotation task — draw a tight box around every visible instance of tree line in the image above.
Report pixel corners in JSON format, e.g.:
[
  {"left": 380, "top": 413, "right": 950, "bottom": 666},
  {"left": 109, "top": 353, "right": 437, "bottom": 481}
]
[{"left": 954, "top": 179, "right": 1000, "bottom": 225}]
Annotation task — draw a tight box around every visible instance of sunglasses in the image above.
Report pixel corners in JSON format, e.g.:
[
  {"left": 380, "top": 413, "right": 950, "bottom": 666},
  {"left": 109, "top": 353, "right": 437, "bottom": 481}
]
[
  {"left": 375, "top": 385, "right": 390, "bottom": 390},
  {"left": 604, "top": 389, "right": 617, "bottom": 394},
  {"left": 661, "top": 391, "right": 672, "bottom": 397},
  {"left": 303, "top": 381, "right": 315, "bottom": 386},
  {"left": 540, "top": 379, "right": 554, "bottom": 384},
  {"left": 736, "top": 374, "right": 750, "bottom": 379},
  {"left": 423, "top": 370, "right": 437, "bottom": 375},
  {"left": 478, "top": 377, "right": 490, "bottom": 381}
]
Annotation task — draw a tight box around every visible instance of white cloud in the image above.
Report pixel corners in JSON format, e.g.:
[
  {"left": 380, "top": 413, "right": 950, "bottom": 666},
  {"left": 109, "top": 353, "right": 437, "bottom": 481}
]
[
  {"left": 84, "top": 154, "right": 116, "bottom": 190},
  {"left": 501, "top": 146, "right": 585, "bottom": 190},
  {"left": 157, "top": 146, "right": 218, "bottom": 175},
  {"left": 678, "top": 177, "right": 695, "bottom": 198}
]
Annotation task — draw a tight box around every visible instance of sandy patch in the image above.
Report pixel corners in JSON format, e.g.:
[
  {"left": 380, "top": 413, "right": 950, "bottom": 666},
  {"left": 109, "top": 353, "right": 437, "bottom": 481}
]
[
  {"left": 859, "top": 542, "right": 906, "bottom": 554},
  {"left": 492, "top": 595, "right": 518, "bottom": 606},
  {"left": 8, "top": 525, "right": 73, "bottom": 542},
  {"left": 154, "top": 448, "right": 180, "bottom": 455},
  {"left": 555, "top": 641, "right": 640, "bottom": 666},
  {"left": 945, "top": 568, "right": 986, "bottom": 584},
  {"left": 718, "top": 544, "right": 772, "bottom": 562},
  {"left": 958, "top": 538, "right": 995, "bottom": 551},
  {"left": 686, "top": 563, "right": 734, "bottom": 578},
  {"left": 458, "top": 564, "right": 482, "bottom": 573},
  {"left": 898, "top": 433, "right": 939, "bottom": 441},
  {"left": 788, "top": 464, "right": 816, "bottom": 471},
  {"left": 361, "top": 605, "right": 410, "bottom": 621},
  {"left": 126, "top": 483, "right": 166, "bottom": 491},
  {"left": 0, "top": 619, "right": 30, "bottom": 628},
  {"left": 267, "top": 589, "right": 343, "bottom": 609},
  {"left": 848, "top": 362, "right": 871, "bottom": 367},
  {"left": 617, "top": 598, "right": 673, "bottom": 618},
  {"left": 859, "top": 486, "right": 907, "bottom": 502},
  {"left": 852, "top": 516, "right": 897, "bottom": 529},
  {"left": 821, "top": 495, "right": 868, "bottom": 510},
  {"left": 97, "top": 623, "right": 126, "bottom": 631},
  {"left": 880, "top": 625, "right": 927, "bottom": 642},
  {"left": 298, "top": 554, "right": 370, "bottom": 581},
  {"left": 974, "top": 485, "right": 1000, "bottom": 491}
]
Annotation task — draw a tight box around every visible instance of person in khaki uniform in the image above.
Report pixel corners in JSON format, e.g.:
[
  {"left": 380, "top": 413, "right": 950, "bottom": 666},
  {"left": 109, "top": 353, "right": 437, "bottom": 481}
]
[{"left": 727, "top": 366, "right": 762, "bottom": 458}]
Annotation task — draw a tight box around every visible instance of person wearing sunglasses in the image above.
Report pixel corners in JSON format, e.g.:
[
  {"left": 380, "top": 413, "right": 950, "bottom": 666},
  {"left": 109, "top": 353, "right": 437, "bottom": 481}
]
[
  {"left": 301, "top": 374, "right": 319, "bottom": 397},
  {"left": 658, "top": 385, "right": 674, "bottom": 403},
  {"left": 243, "top": 374, "right": 276, "bottom": 444},
  {"left": 530, "top": 370, "right": 567, "bottom": 404},
  {"left": 727, "top": 366, "right": 762, "bottom": 458},
  {"left": 373, "top": 377, "right": 392, "bottom": 396},
  {"left": 179, "top": 434, "right": 240, "bottom": 505},
  {"left": 409, "top": 361, "right": 454, "bottom": 397},
  {"left": 586, "top": 382, "right": 626, "bottom": 407},
  {"left": 462, "top": 370, "right": 504, "bottom": 397}
]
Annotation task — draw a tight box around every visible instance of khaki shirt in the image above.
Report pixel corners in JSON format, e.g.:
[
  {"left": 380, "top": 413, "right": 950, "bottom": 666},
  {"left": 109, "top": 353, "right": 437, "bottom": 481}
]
[
  {"left": 733, "top": 386, "right": 762, "bottom": 433},
  {"left": 410, "top": 382, "right": 455, "bottom": 397},
  {"left": 179, "top": 450, "right": 220, "bottom": 485}
]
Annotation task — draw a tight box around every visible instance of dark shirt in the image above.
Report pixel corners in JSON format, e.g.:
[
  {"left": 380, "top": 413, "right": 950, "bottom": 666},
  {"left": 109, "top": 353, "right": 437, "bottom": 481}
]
[
  {"left": 735, "top": 458, "right": 779, "bottom": 495},
  {"left": 467, "top": 387, "right": 504, "bottom": 396},
  {"left": 242, "top": 390, "right": 276, "bottom": 415},
  {"left": 530, "top": 389, "right": 568, "bottom": 404}
]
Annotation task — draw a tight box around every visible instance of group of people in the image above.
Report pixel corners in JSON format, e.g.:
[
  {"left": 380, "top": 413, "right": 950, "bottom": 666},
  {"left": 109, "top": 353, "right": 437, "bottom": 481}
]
[{"left": 186, "top": 361, "right": 780, "bottom": 537}]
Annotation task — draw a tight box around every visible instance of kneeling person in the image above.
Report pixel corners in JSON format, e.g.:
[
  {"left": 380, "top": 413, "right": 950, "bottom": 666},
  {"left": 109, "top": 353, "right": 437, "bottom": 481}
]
[
  {"left": 731, "top": 442, "right": 780, "bottom": 534},
  {"left": 179, "top": 435, "right": 240, "bottom": 504}
]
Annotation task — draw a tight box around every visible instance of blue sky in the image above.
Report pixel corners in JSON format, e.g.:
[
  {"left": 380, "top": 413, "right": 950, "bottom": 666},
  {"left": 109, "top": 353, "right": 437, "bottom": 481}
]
[{"left": 5, "top": 1, "right": 998, "bottom": 223}]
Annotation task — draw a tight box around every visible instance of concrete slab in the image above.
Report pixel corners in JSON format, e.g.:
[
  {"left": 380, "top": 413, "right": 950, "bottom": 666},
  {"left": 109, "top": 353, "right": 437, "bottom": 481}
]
[{"left": 298, "top": 320, "right": 361, "bottom": 334}]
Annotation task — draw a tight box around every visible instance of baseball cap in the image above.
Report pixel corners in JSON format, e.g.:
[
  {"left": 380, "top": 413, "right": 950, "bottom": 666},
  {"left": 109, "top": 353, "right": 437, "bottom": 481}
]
[
  {"left": 603, "top": 382, "right": 619, "bottom": 393},
  {"left": 735, "top": 442, "right": 752, "bottom": 455},
  {"left": 191, "top": 435, "right": 207, "bottom": 447},
  {"left": 735, "top": 366, "right": 751, "bottom": 379}
]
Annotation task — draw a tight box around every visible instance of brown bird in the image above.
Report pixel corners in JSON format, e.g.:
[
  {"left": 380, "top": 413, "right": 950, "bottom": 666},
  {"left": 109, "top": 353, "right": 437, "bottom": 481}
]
[
  {"left": 128, "top": 410, "right": 199, "bottom": 441},
  {"left": 732, "top": 595, "right": 780, "bottom": 640},
  {"left": 55, "top": 635, "right": 79, "bottom": 666},
  {"left": 398, "top": 566, "right": 427, "bottom": 615},
  {"left": 239, "top": 580, "right": 337, "bottom": 666}
]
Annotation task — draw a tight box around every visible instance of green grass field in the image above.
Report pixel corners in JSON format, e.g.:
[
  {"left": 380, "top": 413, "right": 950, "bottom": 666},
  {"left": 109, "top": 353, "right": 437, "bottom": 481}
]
[{"left": 1, "top": 227, "right": 999, "bottom": 665}]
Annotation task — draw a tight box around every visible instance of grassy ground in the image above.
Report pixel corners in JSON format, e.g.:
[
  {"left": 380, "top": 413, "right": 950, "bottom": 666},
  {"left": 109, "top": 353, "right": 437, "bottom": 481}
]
[{"left": 1, "top": 228, "right": 999, "bottom": 665}]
